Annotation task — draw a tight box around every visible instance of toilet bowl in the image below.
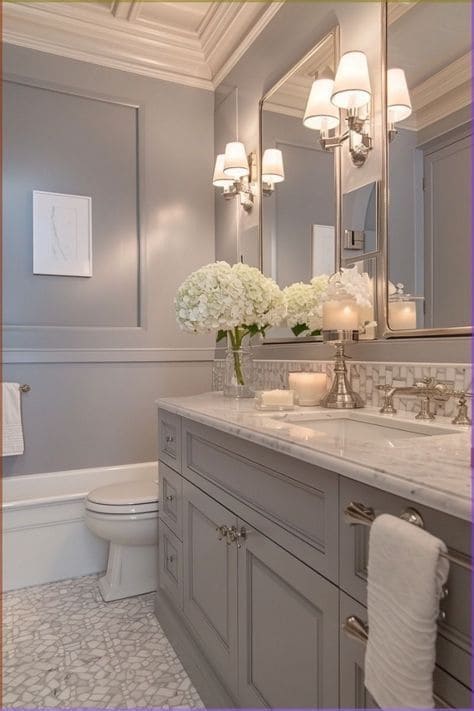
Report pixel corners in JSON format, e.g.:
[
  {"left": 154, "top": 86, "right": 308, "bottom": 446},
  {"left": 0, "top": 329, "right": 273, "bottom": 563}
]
[{"left": 84, "top": 480, "right": 159, "bottom": 601}]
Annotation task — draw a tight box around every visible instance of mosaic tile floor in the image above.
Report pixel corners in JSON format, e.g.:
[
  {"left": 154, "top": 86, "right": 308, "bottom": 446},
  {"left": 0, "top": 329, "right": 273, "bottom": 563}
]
[{"left": 3, "top": 576, "right": 204, "bottom": 709}]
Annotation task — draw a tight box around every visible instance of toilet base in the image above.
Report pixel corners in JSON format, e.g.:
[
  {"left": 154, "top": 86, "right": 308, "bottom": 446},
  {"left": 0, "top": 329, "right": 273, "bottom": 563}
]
[{"left": 98, "top": 542, "right": 158, "bottom": 601}]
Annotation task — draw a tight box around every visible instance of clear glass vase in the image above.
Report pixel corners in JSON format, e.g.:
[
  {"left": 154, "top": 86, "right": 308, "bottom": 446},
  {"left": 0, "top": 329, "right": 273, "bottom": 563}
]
[{"left": 223, "top": 335, "right": 255, "bottom": 398}]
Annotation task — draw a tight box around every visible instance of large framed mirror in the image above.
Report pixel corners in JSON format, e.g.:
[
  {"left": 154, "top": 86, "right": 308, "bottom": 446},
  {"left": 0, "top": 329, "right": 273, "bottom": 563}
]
[
  {"left": 384, "top": 1, "right": 472, "bottom": 337},
  {"left": 259, "top": 27, "right": 340, "bottom": 341}
]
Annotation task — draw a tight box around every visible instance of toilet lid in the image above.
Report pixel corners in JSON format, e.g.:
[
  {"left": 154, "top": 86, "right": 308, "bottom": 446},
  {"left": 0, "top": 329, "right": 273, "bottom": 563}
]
[{"left": 86, "top": 480, "right": 159, "bottom": 514}]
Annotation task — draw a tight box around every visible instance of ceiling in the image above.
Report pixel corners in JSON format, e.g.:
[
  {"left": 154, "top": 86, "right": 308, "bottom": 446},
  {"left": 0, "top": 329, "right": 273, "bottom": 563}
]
[{"left": 3, "top": 1, "right": 284, "bottom": 90}]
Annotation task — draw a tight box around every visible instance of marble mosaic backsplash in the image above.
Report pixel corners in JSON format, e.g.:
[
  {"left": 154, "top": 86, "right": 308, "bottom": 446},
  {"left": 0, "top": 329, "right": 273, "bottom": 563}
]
[{"left": 212, "top": 359, "right": 472, "bottom": 418}]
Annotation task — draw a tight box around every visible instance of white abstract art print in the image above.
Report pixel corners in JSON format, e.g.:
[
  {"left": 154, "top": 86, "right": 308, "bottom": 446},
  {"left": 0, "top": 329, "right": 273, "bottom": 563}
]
[{"left": 33, "top": 191, "right": 92, "bottom": 277}]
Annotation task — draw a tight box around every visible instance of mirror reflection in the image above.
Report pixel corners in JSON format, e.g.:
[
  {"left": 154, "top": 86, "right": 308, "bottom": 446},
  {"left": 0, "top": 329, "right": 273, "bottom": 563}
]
[
  {"left": 342, "top": 181, "right": 377, "bottom": 261},
  {"left": 261, "top": 31, "right": 337, "bottom": 294},
  {"left": 387, "top": 1, "right": 471, "bottom": 331}
]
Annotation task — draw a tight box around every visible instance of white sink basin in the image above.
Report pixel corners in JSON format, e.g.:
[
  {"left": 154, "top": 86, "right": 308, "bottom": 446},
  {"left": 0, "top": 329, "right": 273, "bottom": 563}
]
[{"left": 271, "top": 411, "right": 459, "bottom": 448}]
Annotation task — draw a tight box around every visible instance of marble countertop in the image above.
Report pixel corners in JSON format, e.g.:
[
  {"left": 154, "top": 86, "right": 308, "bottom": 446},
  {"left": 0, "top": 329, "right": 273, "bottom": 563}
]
[{"left": 157, "top": 392, "right": 472, "bottom": 521}]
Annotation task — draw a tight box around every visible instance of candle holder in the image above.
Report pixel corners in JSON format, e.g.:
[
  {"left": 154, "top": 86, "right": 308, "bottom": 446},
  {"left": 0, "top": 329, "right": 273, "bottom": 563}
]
[{"left": 319, "top": 329, "right": 364, "bottom": 409}]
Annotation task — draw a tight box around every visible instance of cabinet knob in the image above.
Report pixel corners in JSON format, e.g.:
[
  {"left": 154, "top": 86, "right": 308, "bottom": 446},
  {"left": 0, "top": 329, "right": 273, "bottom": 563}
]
[
  {"left": 165, "top": 434, "right": 175, "bottom": 444},
  {"left": 165, "top": 494, "right": 174, "bottom": 502},
  {"left": 216, "top": 524, "right": 230, "bottom": 541},
  {"left": 167, "top": 554, "right": 174, "bottom": 564}
]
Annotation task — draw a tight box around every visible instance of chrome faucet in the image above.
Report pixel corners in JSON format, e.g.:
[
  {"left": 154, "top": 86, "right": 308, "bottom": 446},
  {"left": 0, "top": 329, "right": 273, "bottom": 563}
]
[{"left": 377, "top": 377, "right": 451, "bottom": 421}]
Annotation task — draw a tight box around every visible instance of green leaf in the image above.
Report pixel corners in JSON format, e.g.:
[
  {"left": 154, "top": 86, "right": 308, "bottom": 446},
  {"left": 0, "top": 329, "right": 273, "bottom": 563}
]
[
  {"left": 216, "top": 329, "right": 228, "bottom": 342},
  {"left": 309, "top": 329, "right": 322, "bottom": 337},
  {"left": 291, "top": 323, "right": 310, "bottom": 337}
]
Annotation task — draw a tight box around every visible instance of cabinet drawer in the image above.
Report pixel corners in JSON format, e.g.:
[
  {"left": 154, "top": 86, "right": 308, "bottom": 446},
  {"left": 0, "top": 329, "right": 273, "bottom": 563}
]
[
  {"left": 158, "top": 519, "right": 183, "bottom": 610},
  {"left": 182, "top": 418, "right": 339, "bottom": 582},
  {"left": 339, "top": 478, "right": 471, "bottom": 662},
  {"left": 159, "top": 463, "right": 183, "bottom": 539},
  {"left": 158, "top": 409, "right": 181, "bottom": 472},
  {"left": 340, "top": 592, "right": 472, "bottom": 708}
]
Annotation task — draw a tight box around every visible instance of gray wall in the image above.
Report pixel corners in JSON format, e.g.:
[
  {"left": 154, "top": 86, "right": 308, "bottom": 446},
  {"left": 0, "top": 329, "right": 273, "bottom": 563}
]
[
  {"left": 4, "top": 45, "right": 215, "bottom": 476},
  {"left": 214, "top": 1, "right": 470, "bottom": 363}
]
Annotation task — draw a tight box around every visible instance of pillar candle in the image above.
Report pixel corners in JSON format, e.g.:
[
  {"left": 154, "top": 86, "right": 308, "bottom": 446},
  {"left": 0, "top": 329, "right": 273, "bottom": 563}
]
[
  {"left": 288, "top": 372, "right": 327, "bottom": 406},
  {"left": 322, "top": 299, "right": 359, "bottom": 330},
  {"left": 389, "top": 301, "right": 416, "bottom": 330}
]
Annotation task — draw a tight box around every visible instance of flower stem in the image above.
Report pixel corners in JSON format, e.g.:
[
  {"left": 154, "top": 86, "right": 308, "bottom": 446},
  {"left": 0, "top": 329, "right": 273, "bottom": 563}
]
[{"left": 229, "top": 327, "right": 245, "bottom": 386}]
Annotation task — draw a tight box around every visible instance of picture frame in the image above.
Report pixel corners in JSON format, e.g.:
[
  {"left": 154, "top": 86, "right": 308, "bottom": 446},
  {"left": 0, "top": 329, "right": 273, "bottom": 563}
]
[{"left": 33, "top": 191, "right": 92, "bottom": 277}]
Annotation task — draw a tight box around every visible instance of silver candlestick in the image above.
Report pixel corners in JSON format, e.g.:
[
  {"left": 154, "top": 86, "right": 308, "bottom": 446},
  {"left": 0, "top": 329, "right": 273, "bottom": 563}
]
[{"left": 320, "top": 329, "right": 364, "bottom": 409}]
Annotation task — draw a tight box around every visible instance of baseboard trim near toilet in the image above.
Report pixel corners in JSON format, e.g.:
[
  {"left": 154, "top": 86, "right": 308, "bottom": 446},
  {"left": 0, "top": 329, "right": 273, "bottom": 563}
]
[
  {"left": 155, "top": 592, "right": 235, "bottom": 708},
  {"left": 3, "top": 461, "right": 158, "bottom": 591}
]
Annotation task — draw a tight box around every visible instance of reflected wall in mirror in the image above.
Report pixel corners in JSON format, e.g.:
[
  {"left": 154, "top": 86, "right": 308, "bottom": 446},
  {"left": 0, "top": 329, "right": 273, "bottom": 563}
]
[
  {"left": 387, "top": 1, "right": 471, "bottom": 333},
  {"left": 260, "top": 29, "right": 338, "bottom": 340},
  {"left": 342, "top": 181, "right": 377, "bottom": 261}
]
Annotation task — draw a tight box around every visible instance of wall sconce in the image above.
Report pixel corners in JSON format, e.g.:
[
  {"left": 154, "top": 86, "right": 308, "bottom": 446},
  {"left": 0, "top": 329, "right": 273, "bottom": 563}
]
[
  {"left": 261, "top": 148, "right": 285, "bottom": 196},
  {"left": 387, "top": 68, "right": 412, "bottom": 141},
  {"left": 212, "top": 141, "right": 257, "bottom": 212},
  {"left": 303, "top": 52, "right": 372, "bottom": 167}
]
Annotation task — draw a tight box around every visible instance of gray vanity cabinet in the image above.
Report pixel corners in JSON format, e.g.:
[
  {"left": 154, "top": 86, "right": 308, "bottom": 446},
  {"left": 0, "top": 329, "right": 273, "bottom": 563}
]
[
  {"left": 157, "top": 407, "right": 471, "bottom": 709},
  {"left": 238, "top": 522, "right": 339, "bottom": 708},
  {"left": 181, "top": 479, "right": 239, "bottom": 698}
]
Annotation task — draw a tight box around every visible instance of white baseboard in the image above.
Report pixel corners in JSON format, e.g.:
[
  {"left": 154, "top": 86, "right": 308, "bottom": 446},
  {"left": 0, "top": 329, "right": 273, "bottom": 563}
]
[{"left": 3, "top": 461, "right": 158, "bottom": 591}]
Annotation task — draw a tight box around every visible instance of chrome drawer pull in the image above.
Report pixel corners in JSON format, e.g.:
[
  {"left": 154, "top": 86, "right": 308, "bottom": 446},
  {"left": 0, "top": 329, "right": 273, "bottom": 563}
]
[
  {"left": 342, "top": 615, "right": 369, "bottom": 644},
  {"left": 344, "top": 501, "right": 473, "bottom": 571}
]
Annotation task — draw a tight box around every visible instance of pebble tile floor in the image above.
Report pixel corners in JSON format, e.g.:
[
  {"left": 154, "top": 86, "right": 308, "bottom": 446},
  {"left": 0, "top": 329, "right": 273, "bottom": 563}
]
[{"left": 3, "top": 575, "right": 204, "bottom": 709}]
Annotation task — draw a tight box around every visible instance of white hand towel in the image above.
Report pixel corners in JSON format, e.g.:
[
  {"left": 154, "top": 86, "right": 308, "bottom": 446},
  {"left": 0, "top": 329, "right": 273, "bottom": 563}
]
[
  {"left": 365, "top": 513, "right": 449, "bottom": 709},
  {"left": 2, "top": 383, "right": 25, "bottom": 456}
]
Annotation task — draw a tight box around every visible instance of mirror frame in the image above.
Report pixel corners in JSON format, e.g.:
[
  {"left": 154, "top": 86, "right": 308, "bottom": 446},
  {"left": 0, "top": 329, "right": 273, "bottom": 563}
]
[
  {"left": 381, "top": 0, "right": 472, "bottom": 339},
  {"left": 258, "top": 26, "right": 341, "bottom": 345}
]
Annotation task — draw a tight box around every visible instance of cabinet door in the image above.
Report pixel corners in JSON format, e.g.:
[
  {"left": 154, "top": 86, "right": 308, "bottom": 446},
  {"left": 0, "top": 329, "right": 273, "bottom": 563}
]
[
  {"left": 182, "top": 479, "right": 238, "bottom": 699},
  {"left": 238, "top": 521, "right": 339, "bottom": 708}
]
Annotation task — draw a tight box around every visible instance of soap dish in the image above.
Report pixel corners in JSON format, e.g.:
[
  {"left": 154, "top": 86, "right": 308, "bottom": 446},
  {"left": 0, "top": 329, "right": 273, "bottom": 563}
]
[{"left": 254, "top": 390, "right": 295, "bottom": 412}]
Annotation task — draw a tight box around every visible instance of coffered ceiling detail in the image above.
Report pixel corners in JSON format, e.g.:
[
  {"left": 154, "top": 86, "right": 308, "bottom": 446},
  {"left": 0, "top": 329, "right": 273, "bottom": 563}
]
[{"left": 3, "top": 1, "right": 284, "bottom": 90}]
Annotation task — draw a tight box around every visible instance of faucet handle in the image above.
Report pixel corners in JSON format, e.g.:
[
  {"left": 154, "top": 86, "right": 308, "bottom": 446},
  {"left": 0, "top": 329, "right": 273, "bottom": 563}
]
[
  {"left": 377, "top": 384, "right": 397, "bottom": 415},
  {"left": 451, "top": 391, "right": 472, "bottom": 426}
]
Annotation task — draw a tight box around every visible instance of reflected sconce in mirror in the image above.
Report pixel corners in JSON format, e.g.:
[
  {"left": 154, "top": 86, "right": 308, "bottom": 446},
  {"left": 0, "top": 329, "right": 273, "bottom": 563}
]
[
  {"left": 387, "top": 68, "right": 412, "bottom": 141},
  {"left": 261, "top": 148, "right": 285, "bottom": 196},
  {"left": 213, "top": 142, "right": 257, "bottom": 212},
  {"left": 303, "top": 52, "right": 372, "bottom": 167}
]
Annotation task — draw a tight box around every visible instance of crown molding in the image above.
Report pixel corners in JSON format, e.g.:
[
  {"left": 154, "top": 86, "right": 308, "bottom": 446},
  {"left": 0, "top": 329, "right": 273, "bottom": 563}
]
[
  {"left": 211, "top": 2, "right": 285, "bottom": 88},
  {"left": 387, "top": 1, "right": 421, "bottom": 26},
  {"left": 3, "top": 1, "right": 284, "bottom": 91},
  {"left": 403, "top": 52, "right": 472, "bottom": 131}
]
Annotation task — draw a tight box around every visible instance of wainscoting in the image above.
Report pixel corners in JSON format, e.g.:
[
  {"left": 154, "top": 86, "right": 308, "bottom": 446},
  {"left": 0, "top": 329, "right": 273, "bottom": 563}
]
[{"left": 3, "top": 461, "right": 157, "bottom": 591}]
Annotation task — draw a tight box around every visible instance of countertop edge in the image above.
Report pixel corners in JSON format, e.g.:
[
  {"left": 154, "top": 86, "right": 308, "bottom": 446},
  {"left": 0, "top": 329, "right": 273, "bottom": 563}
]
[{"left": 157, "top": 397, "right": 471, "bottom": 522}]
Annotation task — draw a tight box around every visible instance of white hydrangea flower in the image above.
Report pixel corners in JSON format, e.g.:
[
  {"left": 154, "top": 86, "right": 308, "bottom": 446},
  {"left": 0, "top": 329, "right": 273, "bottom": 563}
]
[
  {"left": 175, "top": 261, "right": 286, "bottom": 335},
  {"left": 325, "top": 266, "right": 376, "bottom": 330},
  {"left": 284, "top": 275, "right": 329, "bottom": 334}
]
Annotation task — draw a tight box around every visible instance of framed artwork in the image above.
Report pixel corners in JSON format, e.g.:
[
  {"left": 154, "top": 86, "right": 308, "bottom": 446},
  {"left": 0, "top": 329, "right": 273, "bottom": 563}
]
[{"left": 33, "top": 191, "right": 92, "bottom": 277}]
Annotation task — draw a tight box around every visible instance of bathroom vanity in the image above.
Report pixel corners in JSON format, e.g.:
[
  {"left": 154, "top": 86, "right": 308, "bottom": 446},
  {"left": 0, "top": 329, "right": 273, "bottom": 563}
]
[{"left": 155, "top": 393, "right": 471, "bottom": 709}]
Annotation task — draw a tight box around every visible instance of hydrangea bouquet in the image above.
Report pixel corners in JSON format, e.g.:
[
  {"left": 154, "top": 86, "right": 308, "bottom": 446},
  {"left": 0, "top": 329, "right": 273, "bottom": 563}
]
[
  {"left": 176, "top": 261, "right": 286, "bottom": 393},
  {"left": 283, "top": 275, "right": 329, "bottom": 337}
]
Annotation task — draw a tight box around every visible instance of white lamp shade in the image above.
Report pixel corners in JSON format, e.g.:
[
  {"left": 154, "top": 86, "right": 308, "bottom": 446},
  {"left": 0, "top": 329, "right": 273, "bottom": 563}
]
[
  {"left": 303, "top": 77, "right": 340, "bottom": 131},
  {"left": 331, "top": 51, "right": 371, "bottom": 109},
  {"left": 387, "top": 67, "right": 412, "bottom": 123},
  {"left": 223, "top": 141, "right": 249, "bottom": 178},
  {"left": 213, "top": 154, "right": 235, "bottom": 187},
  {"left": 262, "top": 148, "right": 285, "bottom": 183}
]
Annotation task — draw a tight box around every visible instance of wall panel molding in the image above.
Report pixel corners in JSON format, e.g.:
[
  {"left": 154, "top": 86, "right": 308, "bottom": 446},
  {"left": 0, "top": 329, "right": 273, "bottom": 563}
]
[
  {"left": 3, "top": 348, "right": 216, "bottom": 364},
  {"left": 4, "top": 75, "right": 146, "bottom": 338}
]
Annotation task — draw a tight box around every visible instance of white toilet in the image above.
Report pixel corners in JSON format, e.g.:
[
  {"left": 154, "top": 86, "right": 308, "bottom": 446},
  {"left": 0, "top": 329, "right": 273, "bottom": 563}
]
[{"left": 84, "top": 480, "right": 159, "bottom": 601}]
